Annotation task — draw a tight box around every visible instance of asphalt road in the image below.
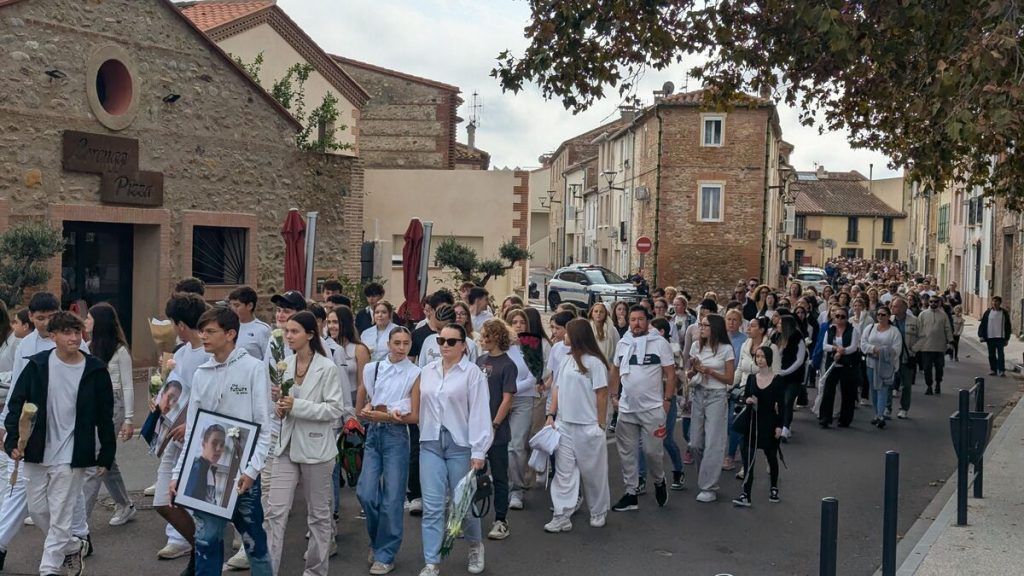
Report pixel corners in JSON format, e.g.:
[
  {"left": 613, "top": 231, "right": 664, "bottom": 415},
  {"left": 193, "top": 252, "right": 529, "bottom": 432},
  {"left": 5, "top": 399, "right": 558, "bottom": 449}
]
[{"left": 3, "top": 335, "right": 1019, "bottom": 576}]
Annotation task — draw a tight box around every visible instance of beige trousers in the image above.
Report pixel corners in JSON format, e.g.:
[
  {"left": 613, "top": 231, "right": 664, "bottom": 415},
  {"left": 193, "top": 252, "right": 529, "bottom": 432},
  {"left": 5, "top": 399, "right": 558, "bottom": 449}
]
[{"left": 264, "top": 454, "right": 334, "bottom": 576}]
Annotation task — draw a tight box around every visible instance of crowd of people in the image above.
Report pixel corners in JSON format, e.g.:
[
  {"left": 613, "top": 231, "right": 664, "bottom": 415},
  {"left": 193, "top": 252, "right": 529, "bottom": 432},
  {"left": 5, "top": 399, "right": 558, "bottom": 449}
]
[{"left": 0, "top": 256, "right": 1012, "bottom": 576}]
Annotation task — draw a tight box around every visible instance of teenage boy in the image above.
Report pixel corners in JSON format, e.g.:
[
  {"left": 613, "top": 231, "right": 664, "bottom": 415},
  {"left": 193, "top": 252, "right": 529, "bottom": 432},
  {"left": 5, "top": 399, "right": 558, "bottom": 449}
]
[
  {"left": 609, "top": 305, "right": 676, "bottom": 512},
  {"left": 0, "top": 293, "right": 89, "bottom": 571},
  {"left": 153, "top": 293, "right": 211, "bottom": 573},
  {"left": 172, "top": 307, "right": 273, "bottom": 576},
  {"left": 228, "top": 286, "right": 271, "bottom": 361},
  {"left": 475, "top": 321, "right": 516, "bottom": 540},
  {"left": 355, "top": 283, "right": 386, "bottom": 333},
  {"left": 468, "top": 287, "right": 493, "bottom": 332},
  {"left": 5, "top": 311, "right": 116, "bottom": 576},
  {"left": 320, "top": 279, "right": 344, "bottom": 302}
]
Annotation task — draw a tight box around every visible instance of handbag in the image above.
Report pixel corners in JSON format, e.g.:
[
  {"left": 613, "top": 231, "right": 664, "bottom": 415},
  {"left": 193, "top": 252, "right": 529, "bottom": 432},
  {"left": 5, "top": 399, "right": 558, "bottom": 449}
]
[{"left": 731, "top": 404, "right": 752, "bottom": 434}]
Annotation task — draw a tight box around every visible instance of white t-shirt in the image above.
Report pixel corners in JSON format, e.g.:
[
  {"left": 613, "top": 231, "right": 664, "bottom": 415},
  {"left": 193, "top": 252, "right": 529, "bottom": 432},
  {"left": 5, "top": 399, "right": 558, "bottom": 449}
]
[
  {"left": 44, "top": 352, "right": 85, "bottom": 466},
  {"left": 236, "top": 319, "right": 271, "bottom": 361},
  {"left": 555, "top": 353, "right": 607, "bottom": 425},
  {"left": 688, "top": 341, "right": 736, "bottom": 390},
  {"left": 472, "top": 309, "right": 494, "bottom": 333},
  {"left": 169, "top": 342, "right": 211, "bottom": 404},
  {"left": 506, "top": 345, "right": 538, "bottom": 397},
  {"left": 545, "top": 341, "right": 570, "bottom": 380},
  {"left": 361, "top": 323, "right": 400, "bottom": 362},
  {"left": 614, "top": 334, "right": 674, "bottom": 413}
]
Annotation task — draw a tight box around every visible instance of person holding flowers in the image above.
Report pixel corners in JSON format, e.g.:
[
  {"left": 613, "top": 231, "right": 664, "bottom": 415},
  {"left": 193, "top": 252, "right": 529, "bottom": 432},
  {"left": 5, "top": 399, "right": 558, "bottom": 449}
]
[
  {"left": 502, "top": 308, "right": 541, "bottom": 511},
  {"left": 417, "top": 323, "right": 492, "bottom": 576},
  {"left": 265, "top": 311, "right": 345, "bottom": 576},
  {"left": 356, "top": 325, "right": 421, "bottom": 575}
]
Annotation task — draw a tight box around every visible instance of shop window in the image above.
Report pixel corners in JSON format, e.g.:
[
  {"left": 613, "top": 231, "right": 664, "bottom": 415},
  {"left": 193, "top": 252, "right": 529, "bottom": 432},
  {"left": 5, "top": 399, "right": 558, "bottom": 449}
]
[{"left": 192, "top": 226, "right": 247, "bottom": 285}]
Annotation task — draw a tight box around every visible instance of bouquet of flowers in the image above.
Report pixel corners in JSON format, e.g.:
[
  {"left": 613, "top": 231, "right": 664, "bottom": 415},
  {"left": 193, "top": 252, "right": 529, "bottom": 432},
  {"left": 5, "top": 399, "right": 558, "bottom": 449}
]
[
  {"left": 148, "top": 357, "right": 176, "bottom": 399},
  {"left": 269, "top": 328, "right": 287, "bottom": 388},
  {"left": 440, "top": 468, "right": 478, "bottom": 558},
  {"left": 517, "top": 333, "right": 545, "bottom": 382}
]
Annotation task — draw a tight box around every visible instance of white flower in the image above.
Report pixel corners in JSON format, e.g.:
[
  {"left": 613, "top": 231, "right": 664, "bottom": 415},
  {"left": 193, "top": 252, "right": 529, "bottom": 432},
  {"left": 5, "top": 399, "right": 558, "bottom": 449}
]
[
  {"left": 227, "top": 427, "right": 240, "bottom": 439},
  {"left": 276, "top": 361, "right": 288, "bottom": 373},
  {"left": 272, "top": 328, "right": 284, "bottom": 339},
  {"left": 150, "top": 374, "right": 163, "bottom": 386}
]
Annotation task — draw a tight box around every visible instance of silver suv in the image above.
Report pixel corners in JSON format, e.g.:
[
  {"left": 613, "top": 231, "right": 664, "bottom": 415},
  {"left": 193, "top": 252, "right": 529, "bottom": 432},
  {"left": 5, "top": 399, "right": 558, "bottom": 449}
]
[{"left": 547, "top": 264, "right": 639, "bottom": 310}]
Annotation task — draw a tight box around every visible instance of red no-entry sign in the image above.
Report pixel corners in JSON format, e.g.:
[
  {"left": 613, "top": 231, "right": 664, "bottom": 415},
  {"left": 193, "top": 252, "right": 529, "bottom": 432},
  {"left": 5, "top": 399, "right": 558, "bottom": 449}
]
[{"left": 636, "top": 236, "right": 652, "bottom": 254}]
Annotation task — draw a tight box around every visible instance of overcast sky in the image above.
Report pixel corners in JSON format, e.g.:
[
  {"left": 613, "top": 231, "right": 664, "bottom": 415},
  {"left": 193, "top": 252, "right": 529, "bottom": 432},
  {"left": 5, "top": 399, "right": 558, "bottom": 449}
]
[{"left": 279, "top": 0, "right": 901, "bottom": 178}]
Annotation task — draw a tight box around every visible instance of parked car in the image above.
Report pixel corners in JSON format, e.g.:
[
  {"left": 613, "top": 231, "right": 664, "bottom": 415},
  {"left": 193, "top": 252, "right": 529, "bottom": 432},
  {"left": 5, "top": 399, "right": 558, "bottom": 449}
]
[
  {"left": 794, "top": 266, "right": 830, "bottom": 293},
  {"left": 547, "top": 264, "right": 640, "bottom": 311}
]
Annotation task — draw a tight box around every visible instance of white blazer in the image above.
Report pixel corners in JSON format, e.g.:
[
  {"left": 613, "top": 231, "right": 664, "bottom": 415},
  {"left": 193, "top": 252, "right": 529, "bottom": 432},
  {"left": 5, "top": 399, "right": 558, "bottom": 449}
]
[{"left": 275, "top": 352, "right": 345, "bottom": 464}]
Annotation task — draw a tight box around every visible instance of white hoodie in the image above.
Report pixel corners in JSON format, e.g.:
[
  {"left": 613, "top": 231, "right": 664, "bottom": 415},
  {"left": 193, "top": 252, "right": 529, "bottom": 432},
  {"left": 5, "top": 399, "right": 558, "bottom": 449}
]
[{"left": 174, "top": 347, "right": 273, "bottom": 482}]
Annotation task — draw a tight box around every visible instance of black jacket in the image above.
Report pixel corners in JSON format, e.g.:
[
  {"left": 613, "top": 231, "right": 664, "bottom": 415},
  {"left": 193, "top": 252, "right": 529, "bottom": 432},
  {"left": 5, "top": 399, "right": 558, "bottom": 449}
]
[
  {"left": 978, "top": 308, "right": 1013, "bottom": 345},
  {"left": 4, "top": 350, "right": 116, "bottom": 469}
]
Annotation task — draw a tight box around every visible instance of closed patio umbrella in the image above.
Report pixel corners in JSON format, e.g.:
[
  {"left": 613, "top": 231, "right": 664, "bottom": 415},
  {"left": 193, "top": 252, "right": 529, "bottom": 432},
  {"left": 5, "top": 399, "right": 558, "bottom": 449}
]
[{"left": 281, "top": 209, "right": 306, "bottom": 293}]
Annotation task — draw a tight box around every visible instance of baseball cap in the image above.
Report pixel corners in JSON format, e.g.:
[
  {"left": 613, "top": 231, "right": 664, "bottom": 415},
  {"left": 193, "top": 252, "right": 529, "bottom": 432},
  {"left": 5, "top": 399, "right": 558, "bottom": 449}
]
[{"left": 271, "top": 290, "right": 307, "bottom": 311}]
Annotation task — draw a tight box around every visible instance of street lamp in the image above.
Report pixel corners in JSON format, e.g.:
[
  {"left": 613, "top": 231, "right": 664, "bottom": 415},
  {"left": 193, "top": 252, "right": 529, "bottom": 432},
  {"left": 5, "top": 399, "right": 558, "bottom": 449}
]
[
  {"left": 539, "top": 189, "right": 561, "bottom": 209},
  {"left": 602, "top": 170, "right": 625, "bottom": 191}
]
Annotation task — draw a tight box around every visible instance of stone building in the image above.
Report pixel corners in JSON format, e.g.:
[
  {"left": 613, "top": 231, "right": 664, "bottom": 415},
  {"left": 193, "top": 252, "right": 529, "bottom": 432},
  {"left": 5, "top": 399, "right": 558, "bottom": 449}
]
[
  {"left": 332, "top": 55, "right": 462, "bottom": 169},
  {"left": 179, "top": 0, "right": 370, "bottom": 155},
  {"left": 0, "top": 0, "right": 363, "bottom": 372}
]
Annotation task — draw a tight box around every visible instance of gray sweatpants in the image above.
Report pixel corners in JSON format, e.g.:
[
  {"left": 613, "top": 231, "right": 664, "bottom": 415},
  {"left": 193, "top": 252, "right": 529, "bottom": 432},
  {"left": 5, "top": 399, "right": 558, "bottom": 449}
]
[
  {"left": 690, "top": 387, "right": 729, "bottom": 492},
  {"left": 615, "top": 407, "right": 666, "bottom": 493}
]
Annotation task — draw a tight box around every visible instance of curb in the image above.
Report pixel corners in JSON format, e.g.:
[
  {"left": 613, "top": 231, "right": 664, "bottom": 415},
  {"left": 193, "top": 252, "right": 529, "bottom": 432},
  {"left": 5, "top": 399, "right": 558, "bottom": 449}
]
[{"left": 889, "top": 371, "right": 1024, "bottom": 575}]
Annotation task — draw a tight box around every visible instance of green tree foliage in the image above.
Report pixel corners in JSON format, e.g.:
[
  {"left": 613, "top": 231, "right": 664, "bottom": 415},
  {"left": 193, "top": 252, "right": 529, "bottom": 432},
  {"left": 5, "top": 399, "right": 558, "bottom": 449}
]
[
  {"left": 0, "top": 222, "right": 66, "bottom": 308},
  {"left": 493, "top": 1, "right": 1024, "bottom": 205},
  {"left": 435, "top": 238, "right": 532, "bottom": 286}
]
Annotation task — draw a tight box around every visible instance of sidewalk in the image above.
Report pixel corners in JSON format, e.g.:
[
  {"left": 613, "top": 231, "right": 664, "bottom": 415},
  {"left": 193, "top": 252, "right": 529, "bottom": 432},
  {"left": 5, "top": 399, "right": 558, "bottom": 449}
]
[{"left": 896, "top": 318, "right": 1024, "bottom": 575}]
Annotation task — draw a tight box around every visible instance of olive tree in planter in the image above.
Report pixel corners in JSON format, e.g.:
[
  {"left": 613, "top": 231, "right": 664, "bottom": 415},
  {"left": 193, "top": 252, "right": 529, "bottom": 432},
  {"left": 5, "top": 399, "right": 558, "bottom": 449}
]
[{"left": 0, "top": 222, "right": 66, "bottom": 308}]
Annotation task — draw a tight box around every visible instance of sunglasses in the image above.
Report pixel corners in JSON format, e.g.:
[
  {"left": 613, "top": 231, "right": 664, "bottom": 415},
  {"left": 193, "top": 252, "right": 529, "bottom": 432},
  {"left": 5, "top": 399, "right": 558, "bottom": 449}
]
[
  {"left": 833, "top": 315, "right": 847, "bottom": 319},
  {"left": 699, "top": 323, "right": 711, "bottom": 327},
  {"left": 877, "top": 312, "right": 889, "bottom": 317},
  {"left": 436, "top": 337, "right": 464, "bottom": 347}
]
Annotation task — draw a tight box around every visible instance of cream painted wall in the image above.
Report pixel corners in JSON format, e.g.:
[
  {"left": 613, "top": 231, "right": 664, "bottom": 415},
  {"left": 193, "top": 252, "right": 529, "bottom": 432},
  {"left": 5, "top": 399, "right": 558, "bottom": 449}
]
[
  {"left": 364, "top": 169, "right": 523, "bottom": 304},
  {"left": 529, "top": 167, "right": 551, "bottom": 268},
  {"left": 218, "top": 23, "right": 358, "bottom": 155},
  {"left": 791, "top": 212, "right": 908, "bottom": 267}
]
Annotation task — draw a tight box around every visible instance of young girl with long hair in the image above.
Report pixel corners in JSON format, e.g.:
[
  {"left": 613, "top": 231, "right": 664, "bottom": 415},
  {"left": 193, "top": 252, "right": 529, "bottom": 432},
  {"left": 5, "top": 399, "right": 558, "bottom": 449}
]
[
  {"left": 686, "top": 314, "right": 736, "bottom": 503},
  {"left": 543, "top": 318, "right": 610, "bottom": 531},
  {"left": 588, "top": 302, "right": 619, "bottom": 363},
  {"left": 361, "top": 301, "right": 400, "bottom": 362},
  {"left": 732, "top": 346, "right": 784, "bottom": 507},
  {"left": 611, "top": 300, "right": 630, "bottom": 338}
]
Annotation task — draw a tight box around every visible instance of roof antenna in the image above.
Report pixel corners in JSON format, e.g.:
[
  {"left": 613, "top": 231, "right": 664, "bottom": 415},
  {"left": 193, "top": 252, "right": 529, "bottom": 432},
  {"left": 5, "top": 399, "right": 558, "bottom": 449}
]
[{"left": 467, "top": 91, "right": 482, "bottom": 152}]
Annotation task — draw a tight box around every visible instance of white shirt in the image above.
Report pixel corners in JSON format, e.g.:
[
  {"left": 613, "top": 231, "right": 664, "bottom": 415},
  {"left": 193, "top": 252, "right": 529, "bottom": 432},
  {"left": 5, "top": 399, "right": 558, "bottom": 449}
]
[
  {"left": 361, "top": 323, "right": 400, "bottom": 362},
  {"left": 418, "top": 357, "right": 493, "bottom": 459},
  {"left": 545, "top": 341, "right": 570, "bottom": 380},
  {"left": 555, "top": 353, "right": 607, "bottom": 425},
  {"left": 987, "top": 309, "right": 1006, "bottom": 339},
  {"left": 44, "top": 352, "right": 85, "bottom": 466},
  {"left": 168, "top": 342, "right": 211, "bottom": 408},
  {"left": 471, "top": 309, "right": 494, "bottom": 333},
  {"left": 236, "top": 319, "right": 271, "bottom": 361},
  {"left": 688, "top": 341, "right": 736, "bottom": 390},
  {"left": 362, "top": 357, "right": 420, "bottom": 414},
  {"left": 417, "top": 334, "right": 479, "bottom": 368},
  {"left": 506, "top": 345, "right": 538, "bottom": 397},
  {"left": 614, "top": 332, "right": 674, "bottom": 412}
]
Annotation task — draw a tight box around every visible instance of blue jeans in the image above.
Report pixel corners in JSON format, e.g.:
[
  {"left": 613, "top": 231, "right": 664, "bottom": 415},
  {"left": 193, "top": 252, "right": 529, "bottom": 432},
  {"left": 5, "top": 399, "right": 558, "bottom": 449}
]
[
  {"left": 357, "top": 423, "right": 410, "bottom": 564},
  {"left": 727, "top": 398, "right": 742, "bottom": 459},
  {"left": 420, "top": 429, "right": 482, "bottom": 565},
  {"left": 194, "top": 480, "right": 271, "bottom": 576},
  {"left": 639, "top": 400, "right": 683, "bottom": 476},
  {"left": 867, "top": 368, "right": 890, "bottom": 420}
]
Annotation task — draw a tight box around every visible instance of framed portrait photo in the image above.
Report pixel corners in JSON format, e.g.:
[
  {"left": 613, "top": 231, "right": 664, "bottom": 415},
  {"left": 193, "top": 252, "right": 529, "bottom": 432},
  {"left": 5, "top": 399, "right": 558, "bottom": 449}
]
[{"left": 174, "top": 409, "right": 261, "bottom": 519}]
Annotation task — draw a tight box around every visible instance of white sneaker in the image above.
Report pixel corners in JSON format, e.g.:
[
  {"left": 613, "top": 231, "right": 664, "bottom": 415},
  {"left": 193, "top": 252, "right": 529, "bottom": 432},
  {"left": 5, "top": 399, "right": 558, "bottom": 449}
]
[
  {"left": 897, "top": 409, "right": 908, "bottom": 419},
  {"left": 156, "top": 542, "right": 192, "bottom": 560},
  {"left": 225, "top": 547, "right": 249, "bottom": 570},
  {"left": 143, "top": 483, "right": 156, "bottom": 497},
  {"left": 108, "top": 504, "right": 136, "bottom": 526},
  {"left": 418, "top": 564, "right": 440, "bottom": 576},
  {"left": 508, "top": 492, "right": 524, "bottom": 510},
  {"left": 696, "top": 490, "right": 718, "bottom": 503},
  {"left": 589, "top": 513, "right": 607, "bottom": 528},
  {"left": 468, "top": 542, "right": 485, "bottom": 574},
  {"left": 781, "top": 426, "right": 792, "bottom": 439},
  {"left": 487, "top": 519, "right": 510, "bottom": 540},
  {"left": 23, "top": 516, "right": 34, "bottom": 526},
  {"left": 330, "top": 538, "right": 338, "bottom": 557},
  {"left": 859, "top": 398, "right": 870, "bottom": 406},
  {"left": 407, "top": 497, "right": 423, "bottom": 515},
  {"left": 544, "top": 514, "right": 572, "bottom": 533}
]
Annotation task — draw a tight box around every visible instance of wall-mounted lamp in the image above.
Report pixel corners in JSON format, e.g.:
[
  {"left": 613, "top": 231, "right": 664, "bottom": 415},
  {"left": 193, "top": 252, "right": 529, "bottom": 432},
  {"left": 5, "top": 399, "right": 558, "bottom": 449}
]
[
  {"left": 568, "top": 183, "right": 583, "bottom": 200},
  {"left": 539, "top": 189, "right": 561, "bottom": 209},
  {"left": 45, "top": 68, "right": 67, "bottom": 80},
  {"left": 602, "top": 170, "right": 625, "bottom": 191},
  {"left": 162, "top": 93, "right": 181, "bottom": 103}
]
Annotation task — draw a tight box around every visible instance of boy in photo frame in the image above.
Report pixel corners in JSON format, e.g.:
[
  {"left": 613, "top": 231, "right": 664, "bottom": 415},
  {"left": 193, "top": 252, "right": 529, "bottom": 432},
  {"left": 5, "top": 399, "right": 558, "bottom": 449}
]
[{"left": 171, "top": 307, "right": 272, "bottom": 576}]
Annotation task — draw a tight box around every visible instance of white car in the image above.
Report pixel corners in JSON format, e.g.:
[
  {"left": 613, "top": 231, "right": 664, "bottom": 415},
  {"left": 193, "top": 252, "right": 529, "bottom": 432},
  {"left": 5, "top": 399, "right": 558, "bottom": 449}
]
[
  {"left": 794, "top": 267, "right": 830, "bottom": 293},
  {"left": 547, "top": 264, "right": 639, "bottom": 310}
]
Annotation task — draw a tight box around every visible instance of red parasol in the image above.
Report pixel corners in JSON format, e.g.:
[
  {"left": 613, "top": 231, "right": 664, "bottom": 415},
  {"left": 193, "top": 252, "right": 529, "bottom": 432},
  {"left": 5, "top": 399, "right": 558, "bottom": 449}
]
[
  {"left": 281, "top": 209, "right": 306, "bottom": 293},
  {"left": 397, "top": 218, "right": 425, "bottom": 324}
]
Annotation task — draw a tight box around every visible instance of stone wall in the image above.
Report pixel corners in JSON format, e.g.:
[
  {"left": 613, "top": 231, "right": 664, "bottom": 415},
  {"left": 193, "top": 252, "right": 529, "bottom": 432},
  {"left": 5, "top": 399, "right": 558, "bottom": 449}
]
[
  {"left": 632, "top": 105, "right": 770, "bottom": 298},
  {"left": 0, "top": 0, "right": 363, "bottom": 303},
  {"left": 337, "top": 60, "right": 458, "bottom": 169}
]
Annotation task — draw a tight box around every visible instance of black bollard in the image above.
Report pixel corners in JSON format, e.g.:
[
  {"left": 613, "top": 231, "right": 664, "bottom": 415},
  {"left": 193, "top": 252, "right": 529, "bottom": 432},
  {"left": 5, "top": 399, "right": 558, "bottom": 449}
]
[
  {"left": 882, "top": 451, "right": 899, "bottom": 576},
  {"left": 973, "top": 377, "right": 985, "bottom": 498},
  {"left": 956, "top": 389, "right": 969, "bottom": 526},
  {"left": 820, "top": 497, "right": 839, "bottom": 576}
]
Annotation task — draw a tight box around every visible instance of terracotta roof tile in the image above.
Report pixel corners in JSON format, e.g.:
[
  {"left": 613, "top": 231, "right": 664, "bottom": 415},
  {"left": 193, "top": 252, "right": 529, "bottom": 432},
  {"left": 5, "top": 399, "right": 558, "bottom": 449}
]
[
  {"left": 794, "top": 171, "right": 904, "bottom": 217},
  {"left": 454, "top": 142, "right": 489, "bottom": 162},
  {"left": 660, "top": 88, "right": 771, "bottom": 107},
  {"left": 180, "top": 0, "right": 272, "bottom": 32}
]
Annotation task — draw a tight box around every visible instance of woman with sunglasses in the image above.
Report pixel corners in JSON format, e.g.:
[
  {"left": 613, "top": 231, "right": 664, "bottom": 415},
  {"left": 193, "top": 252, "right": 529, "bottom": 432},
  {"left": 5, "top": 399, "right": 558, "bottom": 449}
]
[
  {"left": 819, "top": 306, "right": 861, "bottom": 428},
  {"left": 266, "top": 311, "right": 345, "bottom": 576},
  {"left": 732, "top": 345, "right": 784, "bottom": 507},
  {"left": 686, "top": 314, "right": 735, "bottom": 503},
  {"left": 417, "top": 324, "right": 492, "bottom": 576},
  {"left": 859, "top": 306, "right": 902, "bottom": 429},
  {"left": 356, "top": 325, "right": 421, "bottom": 575},
  {"left": 543, "top": 318, "right": 611, "bottom": 532},
  {"left": 361, "top": 301, "right": 401, "bottom": 362}
]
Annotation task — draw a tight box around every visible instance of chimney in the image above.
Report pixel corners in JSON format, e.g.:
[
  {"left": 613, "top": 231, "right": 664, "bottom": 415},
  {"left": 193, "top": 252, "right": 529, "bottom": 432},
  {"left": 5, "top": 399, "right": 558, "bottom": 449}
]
[
  {"left": 816, "top": 165, "right": 826, "bottom": 178},
  {"left": 619, "top": 106, "right": 637, "bottom": 121},
  {"left": 467, "top": 121, "right": 476, "bottom": 153}
]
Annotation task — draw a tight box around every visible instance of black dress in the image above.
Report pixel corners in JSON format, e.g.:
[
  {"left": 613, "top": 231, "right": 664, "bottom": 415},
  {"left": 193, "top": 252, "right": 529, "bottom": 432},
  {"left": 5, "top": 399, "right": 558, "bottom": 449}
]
[{"left": 742, "top": 373, "right": 784, "bottom": 451}]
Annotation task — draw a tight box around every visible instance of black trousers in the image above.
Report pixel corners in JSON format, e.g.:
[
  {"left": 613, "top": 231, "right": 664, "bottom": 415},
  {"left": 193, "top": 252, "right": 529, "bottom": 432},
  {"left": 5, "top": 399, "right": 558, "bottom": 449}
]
[
  {"left": 919, "top": 351, "right": 945, "bottom": 387},
  {"left": 407, "top": 424, "right": 421, "bottom": 500},
  {"left": 986, "top": 340, "right": 1006, "bottom": 373},
  {"left": 819, "top": 365, "right": 858, "bottom": 426},
  {"left": 740, "top": 441, "right": 779, "bottom": 497},
  {"left": 486, "top": 442, "right": 510, "bottom": 521},
  {"left": 781, "top": 379, "right": 801, "bottom": 428}
]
